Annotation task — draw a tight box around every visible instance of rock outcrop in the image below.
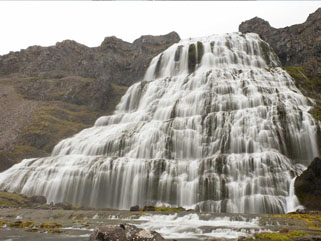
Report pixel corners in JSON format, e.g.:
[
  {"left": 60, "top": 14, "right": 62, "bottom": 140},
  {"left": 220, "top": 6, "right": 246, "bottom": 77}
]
[
  {"left": 0, "top": 32, "right": 180, "bottom": 171},
  {"left": 295, "top": 157, "right": 321, "bottom": 210},
  {"left": 0, "top": 31, "right": 180, "bottom": 110},
  {"left": 89, "top": 224, "right": 164, "bottom": 241},
  {"left": 239, "top": 8, "right": 321, "bottom": 79}
]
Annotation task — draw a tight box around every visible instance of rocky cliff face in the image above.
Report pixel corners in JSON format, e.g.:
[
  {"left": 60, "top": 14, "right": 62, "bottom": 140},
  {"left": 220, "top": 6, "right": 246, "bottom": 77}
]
[
  {"left": 239, "top": 8, "right": 321, "bottom": 79},
  {"left": 0, "top": 31, "right": 180, "bottom": 109},
  {"left": 0, "top": 32, "right": 180, "bottom": 171}
]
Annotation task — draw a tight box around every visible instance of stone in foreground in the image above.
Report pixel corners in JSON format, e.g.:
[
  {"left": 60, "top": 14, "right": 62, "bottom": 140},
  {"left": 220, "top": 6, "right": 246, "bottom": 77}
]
[{"left": 89, "top": 224, "right": 164, "bottom": 241}]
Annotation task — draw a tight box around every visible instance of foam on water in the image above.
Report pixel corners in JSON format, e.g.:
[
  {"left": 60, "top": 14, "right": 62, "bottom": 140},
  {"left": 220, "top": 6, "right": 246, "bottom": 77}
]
[
  {"left": 0, "top": 32, "right": 319, "bottom": 213},
  {"left": 135, "top": 213, "right": 261, "bottom": 239}
]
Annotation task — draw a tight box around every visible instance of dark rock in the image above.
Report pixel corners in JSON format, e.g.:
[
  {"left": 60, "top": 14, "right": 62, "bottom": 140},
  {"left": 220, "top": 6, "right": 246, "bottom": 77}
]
[
  {"left": 130, "top": 205, "right": 140, "bottom": 211},
  {"left": 29, "top": 196, "right": 47, "bottom": 204},
  {"left": 239, "top": 8, "right": 321, "bottom": 79},
  {"left": 143, "top": 206, "right": 156, "bottom": 211},
  {"left": 295, "top": 157, "right": 321, "bottom": 210},
  {"left": 89, "top": 224, "right": 164, "bottom": 241}
]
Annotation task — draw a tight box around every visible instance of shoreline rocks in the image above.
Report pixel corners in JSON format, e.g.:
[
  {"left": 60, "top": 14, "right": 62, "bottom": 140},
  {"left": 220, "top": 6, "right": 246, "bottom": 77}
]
[{"left": 89, "top": 224, "right": 164, "bottom": 241}]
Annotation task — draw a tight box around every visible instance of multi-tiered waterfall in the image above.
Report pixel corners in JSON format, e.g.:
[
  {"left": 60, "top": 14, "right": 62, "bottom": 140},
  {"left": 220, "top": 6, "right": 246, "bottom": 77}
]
[{"left": 0, "top": 33, "right": 319, "bottom": 214}]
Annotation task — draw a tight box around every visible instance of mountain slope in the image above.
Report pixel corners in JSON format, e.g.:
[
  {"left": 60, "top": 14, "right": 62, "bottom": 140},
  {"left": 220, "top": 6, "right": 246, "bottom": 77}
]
[{"left": 0, "top": 32, "right": 180, "bottom": 171}]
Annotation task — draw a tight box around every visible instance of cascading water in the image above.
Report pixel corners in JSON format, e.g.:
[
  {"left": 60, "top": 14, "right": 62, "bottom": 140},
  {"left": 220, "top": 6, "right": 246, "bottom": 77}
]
[{"left": 0, "top": 33, "right": 319, "bottom": 214}]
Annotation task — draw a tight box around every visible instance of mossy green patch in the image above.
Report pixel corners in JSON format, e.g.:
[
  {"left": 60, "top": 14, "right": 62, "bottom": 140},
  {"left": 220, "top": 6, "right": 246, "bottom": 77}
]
[
  {"left": 310, "top": 105, "right": 321, "bottom": 122},
  {"left": 284, "top": 66, "right": 321, "bottom": 96},
  {"left": 284, "top": 66, "right": 313, "bottom": 89},
  {"left": 40, "top": 222, "right": 62, "bottom": 229},
  {"left": 254, "top": 230, "right": 307, "bottom": 240},
  {"left": 268, "top": 213, "right": 321, "bottom": 231},
  {"left": 47, "top": 229, "right": 63, "bottom": 234},
  {"left": 260, "top": 41, "right": 271, "bottom": 66},
  {"left": 155, "top": 206, "right": 186, "bottom": 212},
  {"left": 8, "top": 220, "right": 34, "bottom": 228},
  {"left": 25, "top": 227, "right": 39, "bottom": 232},
  {"left": 18, "top": 103, "right": 103, "bottom": 154},
  {"left": 284, "top": 64, "right": 321, "bottom": 160},
  {"left": 0, "top": 191, "right": 30, "bottom": 207},
  {"left": 73, "top": 219, "right": 88, "bottom": 223},
  {"left": 0, "top": 220, "right": 9, "bottom": 227}
]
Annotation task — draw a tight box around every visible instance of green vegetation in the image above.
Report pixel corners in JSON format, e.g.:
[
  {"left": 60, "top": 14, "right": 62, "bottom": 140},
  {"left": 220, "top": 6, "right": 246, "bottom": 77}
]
[
  {"left": 17, "top": 103, "right": 102, "bottom": 156},
  {"left": 254, "top": 230, "right": 307, "bottom": 240},
  {"left": 40, "top": 222, "right": 62, "bottom": 229},
  {"left": 284, "top": 66, "right": 314, "bottom": 90},
  {"left": 259, "top": 41, "right": 271, "bottom": 66},
  {"left": 310, "top": 105, "right": 321, "bottom": 122},
  {"left": 283, "top": 66, "right": 321, "bottom": 122},
  {"left": 0, "top": 101, "right": 105, "bottom": 170},
  {"left": 8, "top": 221, "right": 34, "bottom": 228},
  {"left": 0, "top": 218, "right": 64, "bottom": 234},
  {"left": 154, "top": 206, "right": 186, "bottom": 212},
  {"left": 0, "top": 191, "right": 30, "bottom": 207},
  {"left": 110, "top": 83, "right": 128, "bottom": 110},
  {"left": 268, "top": 213, "right": 321, "bottom": 231}
]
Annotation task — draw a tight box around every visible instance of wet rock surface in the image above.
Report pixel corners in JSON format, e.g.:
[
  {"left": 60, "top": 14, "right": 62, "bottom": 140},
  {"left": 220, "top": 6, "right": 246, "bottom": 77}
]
[
  {"left": 89, "top": 224, "right": 164, "bottom": 241},
  {"left": 295, "top": 157, "right": 321, "bottom": 210}
]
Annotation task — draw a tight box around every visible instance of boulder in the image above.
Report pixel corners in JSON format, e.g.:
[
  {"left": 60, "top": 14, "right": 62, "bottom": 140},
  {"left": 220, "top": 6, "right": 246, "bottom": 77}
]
[
  {"left": 130, "top": 205, "right": 140, "bottom": 211},
  {"left": 89, "top": 224, "right": 164, "bottom": 241},
  {"left": 295, "top": 157, "right": 321, "bottom": 210},
  {"left": 30, "top": 195, "right": 47, "bottom": 204}
]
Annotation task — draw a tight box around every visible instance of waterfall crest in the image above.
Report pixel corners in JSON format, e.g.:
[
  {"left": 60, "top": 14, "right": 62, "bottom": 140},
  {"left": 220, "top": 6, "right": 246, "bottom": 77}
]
[{"left": 0, "top": 32, "right": 319, "bottom": 213}]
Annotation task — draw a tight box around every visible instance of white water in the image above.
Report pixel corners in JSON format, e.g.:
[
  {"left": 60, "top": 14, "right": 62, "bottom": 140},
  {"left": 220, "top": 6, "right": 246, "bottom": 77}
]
[
  {"left": 135, "top": 213, "right": 261, "bottom": 239},
  {"left": 0, "top": 33, "right": 319, "bottom": 213},
  {"left": 286, "top": 177, "right": 305, "bottom": 213}
]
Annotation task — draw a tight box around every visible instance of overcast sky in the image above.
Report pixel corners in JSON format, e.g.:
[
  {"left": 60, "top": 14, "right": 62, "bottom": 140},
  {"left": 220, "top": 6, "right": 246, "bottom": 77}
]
[{"left": 0, "top": 2, "right": 320, "bottom": 55}]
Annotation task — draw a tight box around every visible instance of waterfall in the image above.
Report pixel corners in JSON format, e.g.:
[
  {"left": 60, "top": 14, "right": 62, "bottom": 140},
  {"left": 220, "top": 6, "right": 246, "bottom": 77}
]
[
  {"left": 0, "top": 32, "right": 319, "bottom": 213},
  {"left": 286, "top": 177, "right": 304, "bottom": 213}
]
